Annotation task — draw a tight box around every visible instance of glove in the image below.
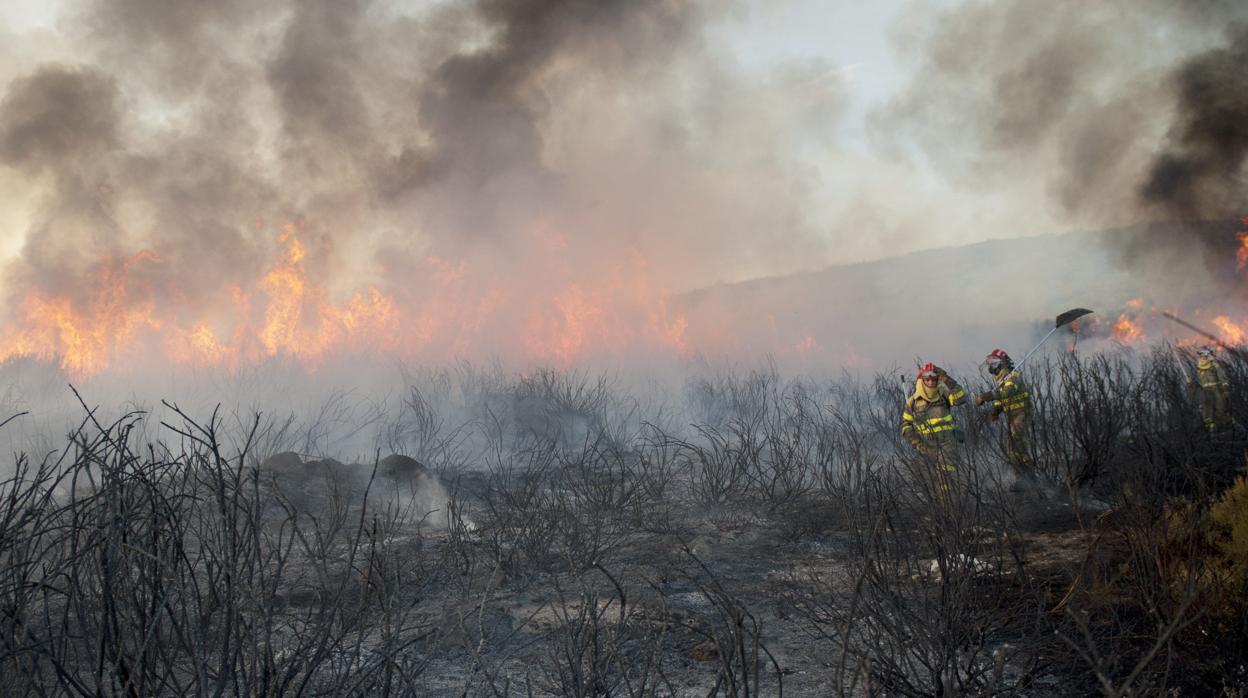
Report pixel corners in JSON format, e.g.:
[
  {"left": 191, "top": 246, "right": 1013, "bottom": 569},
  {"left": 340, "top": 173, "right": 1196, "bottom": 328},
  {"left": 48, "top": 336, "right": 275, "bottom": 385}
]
[
  {"left": 934, "top": 366, "right": 949, "bottom": 383},
  {"left": 988, "top": 406, "right": 1001, "bottom": 423},
  {"left": 975, "top": 391, "right": 992, "bottom": 407}
]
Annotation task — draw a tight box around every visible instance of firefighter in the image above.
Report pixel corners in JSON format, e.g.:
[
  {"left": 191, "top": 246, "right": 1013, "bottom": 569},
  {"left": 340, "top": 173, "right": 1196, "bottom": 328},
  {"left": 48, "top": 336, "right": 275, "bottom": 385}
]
[
  {"left": 1194, "top": 345, "right": 1232, "bottom": 434},
  {"left": 974, "top": 349, "right": 1034, "bottom": 480},
  {"left": 901, "top": 363, "right": 966, "bottom": 509}
]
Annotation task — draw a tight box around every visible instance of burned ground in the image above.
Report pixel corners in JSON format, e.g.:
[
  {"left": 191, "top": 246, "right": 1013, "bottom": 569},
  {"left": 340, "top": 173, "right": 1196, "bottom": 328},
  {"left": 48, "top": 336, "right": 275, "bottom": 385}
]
[{"left": 1, "top": 351, "right": 1247, "bottom": 696}]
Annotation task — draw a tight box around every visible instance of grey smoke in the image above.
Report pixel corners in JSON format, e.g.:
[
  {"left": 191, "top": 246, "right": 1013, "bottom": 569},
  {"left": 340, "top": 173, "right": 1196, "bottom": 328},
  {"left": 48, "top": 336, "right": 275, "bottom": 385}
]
[
  {"left": 0, "top": 0, "right": 847, "bottom": 363},
  {"left": 877, "top": 1, "right": 1248, "bottom": 228},
  {"left": 872, "top": 0, "right": 1248, "bottom": 297},
  {"left": 0, "top": 64, "right": 119, "bottom": 172},
  {"left": 4, "top": 0, "right": 1245, "bottom": 375}
]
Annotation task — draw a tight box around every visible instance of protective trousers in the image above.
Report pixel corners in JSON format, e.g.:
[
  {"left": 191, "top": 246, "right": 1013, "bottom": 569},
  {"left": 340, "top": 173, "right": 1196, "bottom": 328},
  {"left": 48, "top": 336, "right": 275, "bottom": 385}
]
[
  {"left": 1200, "top": 386, "right": 1231, "bottom": 433},
  {"left": 1004, "top": 412, "right": 1033, "bottom": 477}
]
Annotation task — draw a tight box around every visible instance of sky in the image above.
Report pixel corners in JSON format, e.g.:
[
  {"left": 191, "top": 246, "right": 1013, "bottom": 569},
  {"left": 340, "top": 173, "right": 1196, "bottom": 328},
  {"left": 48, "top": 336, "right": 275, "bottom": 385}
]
[{"left": 0, "top": 0, "right": 1244, "bottom": 376}]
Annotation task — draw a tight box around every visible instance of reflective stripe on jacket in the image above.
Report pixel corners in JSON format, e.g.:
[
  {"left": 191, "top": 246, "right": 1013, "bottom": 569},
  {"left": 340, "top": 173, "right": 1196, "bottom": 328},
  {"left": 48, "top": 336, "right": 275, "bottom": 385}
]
[
  {"left": 901, "top": 377, "right": 966, "bottom": 441},
  {"left": 991, "top": 369, "right": 1031, "bottom": 414}
]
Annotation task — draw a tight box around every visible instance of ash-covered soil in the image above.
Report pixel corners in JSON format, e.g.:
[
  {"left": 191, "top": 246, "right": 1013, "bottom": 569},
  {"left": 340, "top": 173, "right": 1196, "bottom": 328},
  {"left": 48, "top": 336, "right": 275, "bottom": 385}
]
[
  {"left": 256, "top": 448, "right": 1111, "bottom": 697},
  {"left": 3, "top": 356, "right": 1247, "bottom": 696}
]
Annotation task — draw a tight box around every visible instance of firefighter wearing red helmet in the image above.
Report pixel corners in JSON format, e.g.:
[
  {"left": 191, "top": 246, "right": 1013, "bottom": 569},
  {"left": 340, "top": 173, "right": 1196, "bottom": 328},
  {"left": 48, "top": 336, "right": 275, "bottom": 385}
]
[
  {"left": 901, "top": 362, "right": 966, "bottom": 503},
  {"left": 974, "top": 349, "right": 1033, "bottom": 477}
]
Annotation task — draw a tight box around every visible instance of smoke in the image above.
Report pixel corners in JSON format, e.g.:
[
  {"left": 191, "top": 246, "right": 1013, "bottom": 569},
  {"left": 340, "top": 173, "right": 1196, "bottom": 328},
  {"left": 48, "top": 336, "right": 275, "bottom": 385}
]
[
  {"left": 1141, "top": 27, "right": 1248, "bottom": 221},
  {"left": 0, "top": 0, "right": 864, "bottom": 372},
  {"left": 0, "top": 65, "right": 119, "bottom": 171},
  {"left": 3, "top": 0, "right": 1246, "bottom": 380},
  {"left": 876, "top": 1, "right": 1248, "bottom": 231}
]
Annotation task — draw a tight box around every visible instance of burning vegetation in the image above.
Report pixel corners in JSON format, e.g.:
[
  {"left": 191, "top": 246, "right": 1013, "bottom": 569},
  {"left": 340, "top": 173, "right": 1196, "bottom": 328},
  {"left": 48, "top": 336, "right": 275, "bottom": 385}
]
[
  {"left": 3, "top": 0, "right": 1248, "bottom": 694},
  {"left": 0, "top": 222, "right": 690, "bottom": 375}
]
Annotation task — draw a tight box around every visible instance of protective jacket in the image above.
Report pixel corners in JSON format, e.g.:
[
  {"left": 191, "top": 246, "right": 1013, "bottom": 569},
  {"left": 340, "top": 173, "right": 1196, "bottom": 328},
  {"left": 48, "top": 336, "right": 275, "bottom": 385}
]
[
  {"left": 987, "top": 368, "right": 1033, "bottom": 471},
  {"left": 1196, "top": 356, "right": 1231, "bottom": 432},
  {"left": 901, "top": 376, "right": 966, "bottom": 451},
  {"left": 987, "top": 369, "right": 1031, "bottom": 419}
]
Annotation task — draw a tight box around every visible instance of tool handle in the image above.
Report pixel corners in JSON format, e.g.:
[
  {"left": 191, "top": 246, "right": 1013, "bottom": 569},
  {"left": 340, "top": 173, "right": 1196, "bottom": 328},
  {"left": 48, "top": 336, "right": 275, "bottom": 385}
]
[{"left": 1016, "top": 326, "right": 1059, "bottom": 370}]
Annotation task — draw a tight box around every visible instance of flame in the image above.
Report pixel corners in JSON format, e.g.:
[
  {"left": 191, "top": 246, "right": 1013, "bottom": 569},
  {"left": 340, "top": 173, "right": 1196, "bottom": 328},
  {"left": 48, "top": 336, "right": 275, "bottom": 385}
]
[
  {"left": 255, "top": 226, "right": 400, "bottom": 362},
  {"left": 527, "top": 283, "right": 603, "bottom": 364},
  {"left": 1238, "top": 216, "right": 1248, "bottom": 271},
  {"left": 0, "top": 250, "right": 161, "bottom": 375},
  {"left": 1212, "top": 315, "right": 1246, "bottom": 346},
  {"left": 160, "top": 225, "right": 400, "bottom": 371},
  {"left": 0, "top": 223, "right": 690, "bottom": 375},
  {"left": 794, "top": 335, "right": 821, "bottom": 355},
  {"left": 521, "top": 253, "right": 688, "bottom": 365},
  {"left": 1109, "top": 298, "right": 1149, "bottom": 344},
  {"left": 1112, "top": 313, "right": 1146, "bottom": 344}
]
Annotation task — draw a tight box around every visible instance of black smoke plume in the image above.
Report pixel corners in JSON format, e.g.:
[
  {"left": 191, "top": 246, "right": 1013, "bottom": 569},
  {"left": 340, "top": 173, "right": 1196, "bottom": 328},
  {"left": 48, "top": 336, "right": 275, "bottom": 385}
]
[
  {"left": 1141, "top": 27, "right": 1248, "bottom": 221},
  {"left": 876, "top": 1, "right": 1248, "bottom": 277}
]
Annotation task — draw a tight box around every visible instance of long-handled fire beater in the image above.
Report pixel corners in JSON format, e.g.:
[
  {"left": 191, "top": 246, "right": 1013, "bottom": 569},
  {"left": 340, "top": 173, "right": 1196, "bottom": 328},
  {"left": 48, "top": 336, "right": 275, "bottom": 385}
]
[
  {"left": 1160, "top": 311, "right": 1248, "bottom": 360},
  {"left": 1016, "top": 308, "right": 1095, "bottom": 369}
]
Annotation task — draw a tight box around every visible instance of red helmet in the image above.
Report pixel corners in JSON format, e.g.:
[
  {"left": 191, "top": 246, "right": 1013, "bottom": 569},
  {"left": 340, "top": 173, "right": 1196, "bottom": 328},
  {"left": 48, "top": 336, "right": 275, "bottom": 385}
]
[
  {"left": 985, "top": 349, "right": 1012, "bottom": 374},
  {"left": 918, "top": 362, "right": 938, "bottom": 379}
]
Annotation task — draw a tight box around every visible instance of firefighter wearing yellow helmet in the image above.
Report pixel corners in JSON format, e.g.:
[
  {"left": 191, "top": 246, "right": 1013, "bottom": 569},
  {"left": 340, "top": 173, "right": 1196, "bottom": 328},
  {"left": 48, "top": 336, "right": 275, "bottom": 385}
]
[
  {"left": 901, "top": 362, "right": 966, "bottom": 507},
  {"left": 974, "top": 349, "right": 1033, "bottom": 478},
  {"left": 1194, "top": 345, "right": 1232, "bottom": 433}
]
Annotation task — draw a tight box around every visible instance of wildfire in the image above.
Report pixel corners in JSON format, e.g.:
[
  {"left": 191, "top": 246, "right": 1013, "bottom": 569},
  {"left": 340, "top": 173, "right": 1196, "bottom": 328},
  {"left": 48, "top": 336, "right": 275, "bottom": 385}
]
[
  {"left": 0, "top": 223, "right": 691, "bottom": 376},
  {"left": 1212, "top": 315, "right": 1246, "bottom": 346},
  {"left": 1238, "top": 216, "right": 1248, "bottom": 271},
  {"left": 158, "top": 224, "right": 402, "bottom": 371},
  {"left": 256, "top": 226, "right": 399, "bottom": 361},
  {"left": 0, "top": 250, "right": 161, "bottom": 375},
  {"left": 794, "top": 335, "right": 821, "bottom": 355},
  {"left": 1112, "top": 313, "right": 1146, "bottom": 344},
  {"left": 522, "top": 253, "right": 689, "bottom": 365}
]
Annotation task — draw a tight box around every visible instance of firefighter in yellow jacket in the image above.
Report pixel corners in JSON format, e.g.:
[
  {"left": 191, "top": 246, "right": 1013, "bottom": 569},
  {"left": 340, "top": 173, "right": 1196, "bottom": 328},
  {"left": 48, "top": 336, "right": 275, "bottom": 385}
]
[
  {"left": 901, "top": 363, "right": 966, "bottom": 506},
  {"left": 1195, "top": 345, "right": 1232, "bottom": 433},
  {"left": 974, "top": 349, "right": 1034, "bottom": 478}
]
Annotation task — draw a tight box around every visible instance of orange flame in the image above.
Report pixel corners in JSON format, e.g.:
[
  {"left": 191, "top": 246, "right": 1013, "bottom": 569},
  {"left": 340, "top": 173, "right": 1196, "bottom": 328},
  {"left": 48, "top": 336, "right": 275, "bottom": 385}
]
[
  {"left": 521, "top": 253, "right": 688, "bottom": 365},
  {"left": 1212, "top": 315, "right": 1246, "bottom": 346},
  {"left": 0, "top": 250, "right": 161, "bottom": 375},
  {"left": 1112, "top": 313, "right": 1145, "bottom": 344},
  {"left": 1238, "top": 216, "right": 1248, "bottom": 271},
  {"left": 255, "top": 225, "right": 399, "bottom": 362},
  {"left": 794, "top": 335, "right": 821, "bottom": 355},
  {"left": 161, "top": 224, "right": 400, "bottom": 370},
  {"left": 0, "top": 223, "right": 690, "bottom": 375}
]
